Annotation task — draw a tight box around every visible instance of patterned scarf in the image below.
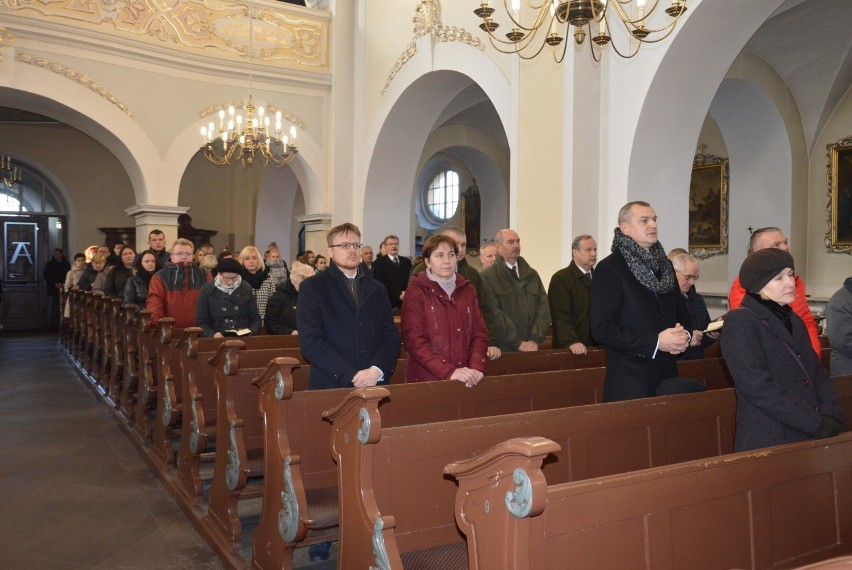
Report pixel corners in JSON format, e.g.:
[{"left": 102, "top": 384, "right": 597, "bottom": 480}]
[
  {"left": 215, "top": 274, "right": 242, "bottom": 295},
  {"left": 611, "top": 228, "right": 676, "bottom": 294}
]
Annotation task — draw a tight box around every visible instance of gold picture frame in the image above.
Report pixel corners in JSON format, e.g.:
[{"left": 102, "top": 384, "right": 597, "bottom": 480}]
[
  {"left": 826, "top": 136, "right": 852, "bottom": 254},
  {"left": 688, "top": 153, "right": 729, "bottom": 259}
]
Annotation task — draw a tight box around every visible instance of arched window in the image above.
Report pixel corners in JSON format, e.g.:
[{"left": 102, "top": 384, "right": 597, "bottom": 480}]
[
  {"left": 0, "top": 191, "right": 27, "bottom": 212},
  {"left": 426, "top": 170, "right": 459, "bottom": 221}
]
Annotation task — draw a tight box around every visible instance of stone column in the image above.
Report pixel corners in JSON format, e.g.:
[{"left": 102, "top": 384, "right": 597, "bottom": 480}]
[
  {"left": 125, "top": 204, "right": 189, "bottom": 252},
  {"left": 296, "top": 212, "right": 332, "bottom": 256}
]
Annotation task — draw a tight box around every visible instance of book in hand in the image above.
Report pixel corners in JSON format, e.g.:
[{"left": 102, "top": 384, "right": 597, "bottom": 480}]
[
  {"left": 224, "top": 328, "right": 252, "bottom": 337},
  {"left": 702, "top": 320, "right": 723, "bottom": 334}
]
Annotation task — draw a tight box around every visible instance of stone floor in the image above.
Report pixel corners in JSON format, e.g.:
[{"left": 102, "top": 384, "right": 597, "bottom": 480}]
[{"left": 0, "top": 332, "right": 336, "bottom": 569}]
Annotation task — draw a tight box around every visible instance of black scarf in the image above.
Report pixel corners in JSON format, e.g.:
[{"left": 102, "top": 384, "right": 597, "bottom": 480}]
[
  {"left": 138, "top": 268, "right": 156, "bottom": 287},
  {"left": 748, "top": 292, "right": 793, "bottom": 335},
  {"left": 611, "top": 227, "right": 675, "bottom": 294},
  {"left": 241, "top": 267, "right": 269, "bottom": 290}
]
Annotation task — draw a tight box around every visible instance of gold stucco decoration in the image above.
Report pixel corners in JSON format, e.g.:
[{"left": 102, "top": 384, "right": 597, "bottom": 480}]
[
  {"left": 16, "top": 53, "right": 135, "bottom": 118},
  {"left": 3, "top": 0, "right": 329, "bottom": 72},
  {"left": 0, "top": 28, "right": 15, "bottom": 68},
  {"left": 382, "top": 0, "right": 485, "bottom": 95}
]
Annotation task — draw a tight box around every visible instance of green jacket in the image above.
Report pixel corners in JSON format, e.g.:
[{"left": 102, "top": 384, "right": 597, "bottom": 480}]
[
  {"left": 547, "top": 261, "right": 592, "bottom": 348},
  {"left": 410, "top": 256, "right": 497, "bottom": 345},
  {"left": 480, "top": 255, "right": 551, "bottom": 351}
]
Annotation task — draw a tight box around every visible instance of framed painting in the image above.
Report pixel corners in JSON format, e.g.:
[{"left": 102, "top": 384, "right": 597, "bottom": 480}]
[
  {"left": 826, "top": 136, "right": 852, "bottom": 254},
  {"left": 688, "top": 153, "right": 728, "bottom": 259}
]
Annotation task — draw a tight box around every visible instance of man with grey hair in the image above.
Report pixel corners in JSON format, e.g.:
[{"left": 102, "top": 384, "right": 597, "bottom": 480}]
[
  {"left": 591, "top": 201, "right": 700, "bottom": 401},
  {"left": 548, "top": 234, "right": 597, "bottom": 354},
  {"left": 671, "top": 252, "right": 719, "bottom": 360},
  {"left": 480, "top": 228, "right": 550, "bottom": 352},
  {"left": 371, "top": 234, "right": 412, "bottom": 311}
]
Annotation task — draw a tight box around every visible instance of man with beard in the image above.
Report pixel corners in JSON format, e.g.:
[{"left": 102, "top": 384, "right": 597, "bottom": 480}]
[
  {"left": 591, "top": 201, "right": 700, "bottom": 401},
  {"left": 548, "top": 234, "right": 597, "bottom": 354},
  {"left": 295, "top": 222, "right": 401, "bottom": 562},
  {"left": 480, "top": 228, "right": 550, "bottom": 352}
]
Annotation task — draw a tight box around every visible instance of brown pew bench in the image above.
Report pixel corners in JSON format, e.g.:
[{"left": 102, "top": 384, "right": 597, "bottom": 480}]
[
  {"left": 483, "top": 347, "right": 604, "bottom": 375},
  {"left": 328, "top": 376, "right": 852, "bottom": 570},
  {"left": 174, "top": 337, "right": 305, "bottom": 505},
  {"left": 248, "top": 361, "right": 612, "bottom": 569},
  {"left": 325, "top": 384, "right": 739, "bottom": 569},
  {"left": 447, "top": 426, "right": 852, "bottom": 569},
  {"left": 151, "top": 327, "right": 301, "bottom": 468}
]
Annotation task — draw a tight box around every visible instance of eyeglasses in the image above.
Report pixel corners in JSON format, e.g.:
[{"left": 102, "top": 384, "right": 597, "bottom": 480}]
[
  {"left": 330, "top": 242, "right": 363, "bottom": 250},
  {"left": 172, "top": 252, "right": 193, "bottom": 258},
  {"left": 218, "top": 274, "right": 239, "bottom": 283},
  {"left": 677, "top": 271, "right": 699, "bottom": 282}
]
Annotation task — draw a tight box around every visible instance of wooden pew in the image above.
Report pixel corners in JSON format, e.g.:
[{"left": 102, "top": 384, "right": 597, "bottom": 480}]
[
  {"left": 132, "top": 310, "right": 158, "bottom": 440},
  {"left": 326, "top": 385, "right": 740, "bottom": 569},
  {"left": 327, "top": 377, "right": 852, "bottom": 570},
  {"left": 250, "top": 361, "right": 612, "bottom": 569},
  {"left": 118, "top": 305, "right": 141, "bottom": 423},
  {"left": 174, "top": 335, "right": 306, "bottom": 504},
  {"left": 446, "top": 426, "right": 852, "bottom": 569},
  {"left": 103, "top": 298, "right": 126, "bottom": 406},
  {"left": 483, "top": 348, "right": 604, "bottom": 375}
]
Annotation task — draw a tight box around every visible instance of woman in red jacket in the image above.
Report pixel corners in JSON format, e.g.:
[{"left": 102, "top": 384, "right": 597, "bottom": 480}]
[{"left": 401, "top": 234, "right": 488, "bottom": 386}]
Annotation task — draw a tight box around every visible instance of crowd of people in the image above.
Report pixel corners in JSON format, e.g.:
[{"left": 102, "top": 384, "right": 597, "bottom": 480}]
[
  {"left": 50, "top": 212, "right": 851, "bottom": 461},
  {"left": 46, "top": 211, "right": 852, "bottom": 561}
]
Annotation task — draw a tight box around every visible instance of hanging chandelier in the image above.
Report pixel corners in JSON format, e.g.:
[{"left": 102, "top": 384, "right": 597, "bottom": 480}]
[
  {"left": 473, "top": 0, "right": 687, "bottom": 62},
  {"left": 199, "top": 4, "right": 298, "bottom": 167},
  {"left": 1, "top": 155, "right": 22, "bottom": 188}
]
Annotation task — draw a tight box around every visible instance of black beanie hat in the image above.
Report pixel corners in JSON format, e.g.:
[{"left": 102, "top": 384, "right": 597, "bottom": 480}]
[
  {"left": 217, "top": 258, "right": 243, "bottom": 275},
  {"left": 739, "top": 248, "right": 795, "bottom": 293}
]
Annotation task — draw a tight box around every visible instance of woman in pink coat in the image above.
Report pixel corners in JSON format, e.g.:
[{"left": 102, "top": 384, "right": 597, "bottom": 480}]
[{"left": 401, "top": 234, "right": 488, "bottom": 386}]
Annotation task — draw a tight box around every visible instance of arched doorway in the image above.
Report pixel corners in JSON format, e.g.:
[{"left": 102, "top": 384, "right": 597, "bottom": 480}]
[{"left": 1, "top": 157, "right": 69, "bottom": 330}]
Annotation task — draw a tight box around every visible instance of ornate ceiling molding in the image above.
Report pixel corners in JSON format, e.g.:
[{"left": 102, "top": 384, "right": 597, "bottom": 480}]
[
  {"left": 3, "top": 0, "right": 329, "bottom": 74},
  {"left": 16, "top": 52, "right": 134, "bottom": 118},
  {"left": 382, "top": 0, "right": 484, "bottom": 95},
  {"left": 0, "top": 28, "right": 14, "bottom": 68}
]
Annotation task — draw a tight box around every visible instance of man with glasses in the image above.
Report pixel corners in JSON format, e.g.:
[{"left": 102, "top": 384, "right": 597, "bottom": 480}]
[
  {"left": 147, "top": 238, "right": 209, "bottom": 327},
  {"left": 672, "top": 252, "right": 719, "bottom": 360},
  {"left": 728, "top": 226, "right": 820, "bottom": 355},
  {"left": 296, "top": 223, "right": 401, "bottom": 562}
]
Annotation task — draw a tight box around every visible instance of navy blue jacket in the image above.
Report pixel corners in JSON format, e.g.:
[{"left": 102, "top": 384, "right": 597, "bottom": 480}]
[{"left": 297, "top": 262, "right": 401, "bottom": 390}]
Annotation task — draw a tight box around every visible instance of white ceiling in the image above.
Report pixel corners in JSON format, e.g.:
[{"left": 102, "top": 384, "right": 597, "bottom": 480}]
[{"left": 743, "top": 0, "right": 852, "bottom": 152}]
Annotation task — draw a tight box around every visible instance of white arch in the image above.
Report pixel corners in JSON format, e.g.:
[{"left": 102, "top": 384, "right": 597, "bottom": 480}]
[
  {"left": 602, "top": 0, "right": 787, "bottom": 251},
  {"left": 2, "top": 66, "right": 163, "bottom": 206},
  {"left": 356, "top": 36, "right": 513, "bottom": 253}
]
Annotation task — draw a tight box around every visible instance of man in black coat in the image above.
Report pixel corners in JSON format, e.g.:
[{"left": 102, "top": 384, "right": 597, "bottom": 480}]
[
  {"left": 43, "top": 248, "right": 70, "bottom": 331},
  {"left": 371, "top": 234, "right": 412, "bottom": 311},
  {"left": 590, "top": 201, "right": 699, "bottom": 402},
  {"left": 297, "top": 223, "right": 401, "bottom": 391}
]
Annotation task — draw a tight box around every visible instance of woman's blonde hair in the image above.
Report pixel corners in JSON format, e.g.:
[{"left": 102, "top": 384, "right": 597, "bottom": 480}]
[
  {"left": 290, "top": 262, "right": 316, "bottom": 287},
  {"left": 238, "top": 245, "right": 266, "bottom": 271}
]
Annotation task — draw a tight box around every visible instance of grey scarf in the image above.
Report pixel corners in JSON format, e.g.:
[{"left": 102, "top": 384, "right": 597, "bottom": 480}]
[{"left": 611, "top": 228, "right": 675, "bottom": 294}]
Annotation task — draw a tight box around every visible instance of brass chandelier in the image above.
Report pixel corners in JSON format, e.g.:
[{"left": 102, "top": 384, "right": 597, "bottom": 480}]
[
  {"left": 473, "top": 0, "right": 687, "bottom": 62},
  {"left": 199, "top": 4, "right": 298, "bottom": 167},
  {"left": 1, "top": 155, "right": 22, "bottom": 188}
]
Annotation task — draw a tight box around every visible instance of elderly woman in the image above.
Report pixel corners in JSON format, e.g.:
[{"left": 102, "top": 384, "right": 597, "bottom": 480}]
[
  {"left": 264, "top": 262, "right": 315, "bottom": 335},
  {"left": 401, "top": 234, "right": 488, "bottom": 386},
  {"left": 195, "top": 258, "right": 260, "bottom": 338},
  {"left": 238, "top": 245, "right": 277, "bottom": 321},
  {"left": 123, "top": 250, "right": 161, "bottom": 312},
  {"left": 721, "top": 248, "right": 843, "bottom": 452}
]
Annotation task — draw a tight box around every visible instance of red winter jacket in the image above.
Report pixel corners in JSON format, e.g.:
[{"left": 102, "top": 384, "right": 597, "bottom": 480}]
[
  {"left": 147, "top": 263, "right": 210, "bottom": 328},
  {"left": 401, "top": 271, "right": 488, "bottom": 383},
  {"left": 728, "top": 274, "right": 820, "bottom": 355}
]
